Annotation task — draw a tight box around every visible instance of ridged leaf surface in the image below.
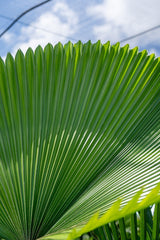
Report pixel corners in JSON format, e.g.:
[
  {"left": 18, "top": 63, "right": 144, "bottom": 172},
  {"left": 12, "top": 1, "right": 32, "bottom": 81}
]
[{"left": 0, "top": 41, "right": 159, "bottom": 240}]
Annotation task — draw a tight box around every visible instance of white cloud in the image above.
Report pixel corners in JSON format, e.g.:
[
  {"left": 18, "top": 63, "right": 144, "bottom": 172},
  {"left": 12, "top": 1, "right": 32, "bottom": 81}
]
[
  {"left": 87, "top": 0, "right": 160, "bottom": 48},
  {"left": 6, "top": 1, "right": 78, "bottom": 55},
  {"left": 2, "top": 32, "right": 14, "bottom": 43}
]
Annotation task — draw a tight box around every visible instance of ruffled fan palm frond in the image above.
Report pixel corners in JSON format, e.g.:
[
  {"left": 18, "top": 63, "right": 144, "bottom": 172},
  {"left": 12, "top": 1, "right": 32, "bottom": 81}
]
[
  {"left": 0, "top": 41, "right": 159, "bottom": 240},
  {"left": 81, "top": 203, "right": 160, "bottom": 240}
]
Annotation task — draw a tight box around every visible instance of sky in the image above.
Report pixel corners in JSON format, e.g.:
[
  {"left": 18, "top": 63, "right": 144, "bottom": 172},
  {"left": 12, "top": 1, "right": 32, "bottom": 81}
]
[{"left": 0, "top": 0, "right": 160, "bottom": 59}]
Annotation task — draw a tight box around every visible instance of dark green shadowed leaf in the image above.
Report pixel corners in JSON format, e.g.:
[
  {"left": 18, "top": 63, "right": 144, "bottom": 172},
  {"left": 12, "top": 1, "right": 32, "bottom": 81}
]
[
  {"left": 131, "top": 213, "right": 138, "bottom": 240},
  {"left": 86, "top": 205, "right": 159, "bottom": 240},
  {"left": 0, "top": 41, "right": 159, "bottom": 240},
  {"left": 152, "top": 203, "right": 160, "bottom": 240}
]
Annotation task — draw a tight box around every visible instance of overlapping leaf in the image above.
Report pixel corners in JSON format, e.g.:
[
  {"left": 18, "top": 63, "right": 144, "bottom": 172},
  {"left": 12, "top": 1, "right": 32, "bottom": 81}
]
[{"left": 0, "top": 41, "right": 159, "bottom": 240}]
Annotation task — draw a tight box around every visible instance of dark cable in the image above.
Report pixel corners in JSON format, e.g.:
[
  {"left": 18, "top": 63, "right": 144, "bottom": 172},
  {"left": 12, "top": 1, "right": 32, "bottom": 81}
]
[
  {"left": 120, "top": 25, "right": 160, "bottom": 43},
  {"left": 0, "top": 14, "right": 78, "bottom": 41},
  {"left": 0, "top": 0, "right": 52, "bottom": 38},
  {"left": 2, "top": 3, "right": 159, "bottom": 44}
]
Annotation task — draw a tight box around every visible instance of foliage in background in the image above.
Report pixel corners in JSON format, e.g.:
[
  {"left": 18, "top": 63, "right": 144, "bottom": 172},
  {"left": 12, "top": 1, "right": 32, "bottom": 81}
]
[
  {"left": 79, "top": 203, "right": 160, "bottom": 239},
  {"left": 0, "top": 41, "right": 159, "bottom": 240}
]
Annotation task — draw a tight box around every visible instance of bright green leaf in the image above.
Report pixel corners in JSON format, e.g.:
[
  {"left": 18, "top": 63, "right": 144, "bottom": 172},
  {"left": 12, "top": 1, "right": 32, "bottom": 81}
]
[{"left": 0, "top": 41, "right": 160, "bottom": 240}]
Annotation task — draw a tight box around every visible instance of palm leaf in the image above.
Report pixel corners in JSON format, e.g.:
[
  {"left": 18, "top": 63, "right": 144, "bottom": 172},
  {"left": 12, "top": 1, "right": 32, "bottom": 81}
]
[
  {"left": 88, "top": 203, "right": 160, "bottom": 240},
  {"left": 0, "top": 41, "right": 159, "bottom": 240}
]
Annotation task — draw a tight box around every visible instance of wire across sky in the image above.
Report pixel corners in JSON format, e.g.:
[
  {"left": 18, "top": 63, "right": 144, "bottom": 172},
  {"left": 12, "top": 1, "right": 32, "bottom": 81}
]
[{"left": 0, "top": 0, "right": 160, "bottom": 47}]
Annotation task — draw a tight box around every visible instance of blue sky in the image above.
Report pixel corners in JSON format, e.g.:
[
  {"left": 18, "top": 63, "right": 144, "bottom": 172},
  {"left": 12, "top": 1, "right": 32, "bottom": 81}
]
[{"left": 0, "top": 0, "right": 160, "bottom": 58}]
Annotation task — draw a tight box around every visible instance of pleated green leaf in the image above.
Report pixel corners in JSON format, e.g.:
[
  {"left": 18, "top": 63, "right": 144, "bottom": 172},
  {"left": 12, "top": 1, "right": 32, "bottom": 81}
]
[
  {"left": 0, "top": 41, "right": 160, "bottom": 240},
  {"left": 89, "top": 205, "right": 159, "bottom": 240}
]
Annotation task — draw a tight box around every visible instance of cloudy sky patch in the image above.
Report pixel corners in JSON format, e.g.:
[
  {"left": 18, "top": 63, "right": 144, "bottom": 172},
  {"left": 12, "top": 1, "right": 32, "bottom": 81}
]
[
  {"left": 0, "top": 0, "right": 160, "bottom": 57},
  {"left": 87, "top": 0, "right": 160, "bottom": 53},
  {"left": 5, "top": 1, "right": 78, "bottom": 55}
]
